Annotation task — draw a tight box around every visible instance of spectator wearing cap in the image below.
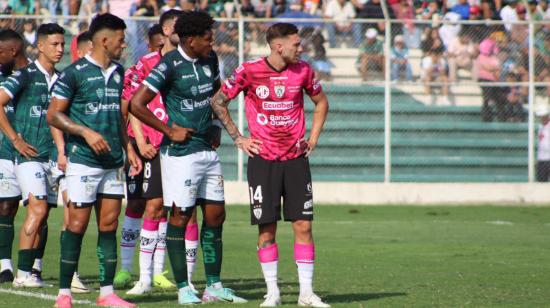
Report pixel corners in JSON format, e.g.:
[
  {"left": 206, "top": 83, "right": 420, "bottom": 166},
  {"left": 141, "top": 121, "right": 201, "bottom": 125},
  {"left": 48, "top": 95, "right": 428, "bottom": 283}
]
[
  {"left": 500, "top": 0, "right": 519, "bottom": 31},
  {"left": 324, "top": 0, "right": 355, "bottom": 48},
  {"left": 477, "top": 37, "right": 503, "bottom": 121},
  {"left": 447, "top": 29, "right": 478, "bottom": 82},
  {"left": 450, "top": 0, "right": 469, "bottom": 19},
  {"left": 537, "top": 106, "right": 550, "bottom": 182},
  {"left": 390, "top": 34, "right": 413, "bottom": 81},
  {"left": 351, "top": 0, "right": 386, "bottom": 48},
  {"left": 356, "top": 28, "right": 384, "bottom": 81}
]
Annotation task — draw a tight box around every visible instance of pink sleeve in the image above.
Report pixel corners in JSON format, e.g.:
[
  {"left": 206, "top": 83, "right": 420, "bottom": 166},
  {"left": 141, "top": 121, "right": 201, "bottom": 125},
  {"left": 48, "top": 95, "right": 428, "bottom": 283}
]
[
  {"left": 303, "top": 63, "right": 322, "bottom": 97},
  {"left": 221, "top": 64, "right": 249, "bottom": 100},
  {"left": 122, "top": 59, "right": 147, "bottom": 101}
]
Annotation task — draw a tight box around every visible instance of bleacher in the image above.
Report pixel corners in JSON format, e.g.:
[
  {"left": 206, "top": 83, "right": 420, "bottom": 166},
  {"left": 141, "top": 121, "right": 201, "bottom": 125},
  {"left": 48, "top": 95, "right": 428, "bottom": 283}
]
[{"left": 217, "top": 85, "right": 528, "bottom": 182}]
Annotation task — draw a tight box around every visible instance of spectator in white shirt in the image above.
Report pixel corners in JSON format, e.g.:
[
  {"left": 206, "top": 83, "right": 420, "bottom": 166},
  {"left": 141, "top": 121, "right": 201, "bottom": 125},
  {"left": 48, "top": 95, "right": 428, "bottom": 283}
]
[
  {"left": 324, "top": 0, "right": 356, "bottom": 47},
  {"left": 537, "top": 107, "right": 550, "bottom": 182},
  {"left": 447, "top": 29, "right": 478, "bottom": 81},
  {"left": 500, "top": 0, "right": 519, "bottom": 31}
]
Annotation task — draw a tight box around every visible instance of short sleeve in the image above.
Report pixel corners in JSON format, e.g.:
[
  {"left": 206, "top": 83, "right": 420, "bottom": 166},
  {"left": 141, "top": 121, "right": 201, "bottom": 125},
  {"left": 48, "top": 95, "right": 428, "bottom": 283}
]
[
  {"left": 143, "top": 58, "right": 172, "bottom": 94},
  {"left": 303, "top": 63, "right": 322, "bottom": 97},
  {"left": 221, "top": 64, "right": 248, "bottom": 100},
  {"left": 52, "top": 68, "right": 77, "bottom": 100},
  {"left": 211, "top": 53, "right": 220, "bottom": 81},
  {"left": 0, "top": 69, "right": 27, "bottom": 100}
]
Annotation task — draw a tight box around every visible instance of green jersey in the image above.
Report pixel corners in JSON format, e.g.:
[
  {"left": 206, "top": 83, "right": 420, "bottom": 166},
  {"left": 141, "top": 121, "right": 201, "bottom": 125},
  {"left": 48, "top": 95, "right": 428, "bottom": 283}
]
[
  {"left": 144, "top": 46, "right": 220, "bottom": 157},
  {"left": 0, "top": 72, "right": 17, "bottom": 161},
  {"left": 1, "top": 61, "right": 58, "bottom": 163},
  {"left": 52, "top": 55, "right": 125, "bottom": 169}
]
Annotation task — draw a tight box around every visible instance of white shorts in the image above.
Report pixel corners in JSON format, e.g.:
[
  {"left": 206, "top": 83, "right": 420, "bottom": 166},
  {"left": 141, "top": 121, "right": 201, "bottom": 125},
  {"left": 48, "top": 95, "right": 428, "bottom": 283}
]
[
  {"left": 161, "top": 150, "right": 225, "bottom": 209},
  {"left": 0, "top": 159, "right": 21, "bottom": 201},
  {"left": 65, "top": 162, "right": 125, "bottom": 207},
  {"left": 15, "top": 161, "right": 59, "bottom": 207},
  {"left": 49, "top": 160, "right": 67, "bottom": 194}
]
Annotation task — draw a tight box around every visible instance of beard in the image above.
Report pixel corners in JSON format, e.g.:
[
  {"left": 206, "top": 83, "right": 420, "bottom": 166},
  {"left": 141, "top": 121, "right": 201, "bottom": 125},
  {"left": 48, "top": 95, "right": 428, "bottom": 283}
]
[{"left": 0, "top": 60, "right": 14, "bottom": 76}]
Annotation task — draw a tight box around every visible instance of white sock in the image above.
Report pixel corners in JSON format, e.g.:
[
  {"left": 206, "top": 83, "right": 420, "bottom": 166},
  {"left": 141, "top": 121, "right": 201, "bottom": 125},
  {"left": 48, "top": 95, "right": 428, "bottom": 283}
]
[
  {"left": 16, "top": 269, "right": 29, "bottom": 279},
  {"left": 261, "top": 261, "right": 279, "bottom": 295},
  {"left": 153, "top": 219, "right": 167, "bottom": 276},
  {"left": 32, "top": 258, "right": 42, "bottom": 271},
  {"left": 99, "top": 285, "right": 114, "bottom": 297},
  {"left": 296, "top": 262, "right": 314, "bottom": 296},
  {"left": 0, "top": 259, "right": 13, "bottom": 272},
  {"left": 138, "top": 228, "right": 157, "bottom": 286},
  {"left": 185, "top": 239, "right": 198, "bottom": 284},
  {"left": 120, "top": 214, "right": 142, "bottom": 272},
  {"left": 211, "top": 281, "right": 223, "bottom": 289},
  {"left": 58, "top": 288, "right": 71, "bottom": 296}
]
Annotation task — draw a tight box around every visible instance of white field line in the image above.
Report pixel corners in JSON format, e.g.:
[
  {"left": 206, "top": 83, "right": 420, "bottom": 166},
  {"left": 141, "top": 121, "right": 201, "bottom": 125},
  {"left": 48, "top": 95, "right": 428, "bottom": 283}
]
[{"left": 0, "top": 288, "right": 93, "bottom": 305}]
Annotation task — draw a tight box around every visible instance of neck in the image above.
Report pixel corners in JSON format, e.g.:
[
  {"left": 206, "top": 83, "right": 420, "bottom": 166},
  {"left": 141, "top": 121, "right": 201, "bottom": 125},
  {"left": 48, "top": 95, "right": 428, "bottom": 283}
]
[
  {"left": 14, "top": 55, "right": 29, "bottom": 70},
  {"left": 181, "top": 44, "right": 198, "bottom": 59},
  {"left": 161, "top": 40, "right": 176, "bottom": 55},
  {"left": 266, "top": 53, "right": 287, "bottom": 71},
  {"left": 89, "top": 49, "right": 112, "bottom": 69},
  {"left": 37, "top": 56, "right": 55, "bottom": 75}
]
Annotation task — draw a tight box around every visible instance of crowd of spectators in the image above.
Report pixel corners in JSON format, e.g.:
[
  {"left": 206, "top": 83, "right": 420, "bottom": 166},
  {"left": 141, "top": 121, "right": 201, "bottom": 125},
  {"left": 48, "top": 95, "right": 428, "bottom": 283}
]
[{"left": 1, "top": 0, "right": 550, "bottom": 121}]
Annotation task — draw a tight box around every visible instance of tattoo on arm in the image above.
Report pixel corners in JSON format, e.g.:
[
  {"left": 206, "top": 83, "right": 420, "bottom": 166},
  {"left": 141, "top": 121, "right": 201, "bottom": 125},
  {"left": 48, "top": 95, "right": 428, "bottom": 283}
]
[{"left": 211, "top": 90, "right": 242, "bottom": 141}]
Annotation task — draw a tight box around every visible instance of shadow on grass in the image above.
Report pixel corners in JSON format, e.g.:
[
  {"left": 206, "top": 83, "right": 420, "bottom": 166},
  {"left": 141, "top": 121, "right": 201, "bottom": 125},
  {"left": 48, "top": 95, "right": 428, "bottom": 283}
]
[{"left": 324, "top": 292, "right": 407, "bottom": 303}]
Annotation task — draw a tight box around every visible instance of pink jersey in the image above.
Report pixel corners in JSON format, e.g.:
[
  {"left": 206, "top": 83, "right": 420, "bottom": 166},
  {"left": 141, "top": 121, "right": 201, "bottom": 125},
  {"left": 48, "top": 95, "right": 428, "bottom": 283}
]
[
  {"left": 222, "top": 58, "right": 322, "bottom": 161},
  {"left": 122, "top": 51, "right": 168, "bottom": 149}
]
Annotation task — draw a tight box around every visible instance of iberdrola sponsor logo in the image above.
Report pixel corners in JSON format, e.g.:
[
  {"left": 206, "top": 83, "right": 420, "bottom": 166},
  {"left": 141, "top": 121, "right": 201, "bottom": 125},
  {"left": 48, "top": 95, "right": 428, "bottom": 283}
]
[
  {"left": 85, "top": 102, "right": 120, "bottom": 114},
  {"left": 29, "top": 106, "right": 46, "bottom": 118}
]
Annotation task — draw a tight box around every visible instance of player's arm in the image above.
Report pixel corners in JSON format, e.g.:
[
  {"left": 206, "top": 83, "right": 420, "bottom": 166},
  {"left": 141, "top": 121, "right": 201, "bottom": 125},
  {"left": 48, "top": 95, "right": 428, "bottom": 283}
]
[
  {"left": 50, "top": 126, "right": 67, "bottom": 172},
  {"left": 0, "top": 76, "right": 37, "bottom": 159},
  {"left": 209, "top": 79, "right": 222, "bottom": 149},
  {"left": 119, "top": 110, "right": 142, "bottom": 176},
  {"left": 305, "top": 91, "right": 329, "bottom": 157},
  {"left": 129, "top": 113, "right": 157, "bottom": 159},
  {"left": 211, "top": 88, "right": 261, "bottom": 157}
]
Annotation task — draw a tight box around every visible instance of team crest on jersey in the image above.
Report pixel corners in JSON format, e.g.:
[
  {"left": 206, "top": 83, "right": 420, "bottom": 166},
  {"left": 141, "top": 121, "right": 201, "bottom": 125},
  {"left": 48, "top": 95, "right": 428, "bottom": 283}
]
[
  {"left": 113, "top": 73, "right": 121, "bottom": 84},
  {"left": 274, "top": 84, "right": 285, "bottom": 98},
  {"left": 158, "top": 63, "right": 167, "bottom": 72},
  {"left": 12, "top": 71, "right": 21, "bottom": 77},
  {"left": 190, "top": 86, "right": 198, "bottom": 96},
  {"left": 143, "top": 182, "right": 149, "bottom": 192},
  {"left": 253, "top": 206, "right": 262, "bottom": 219},
  {"left": 41, "top": 94, "right": 47, "bottom": 103},
  {"left": 96, "top": 88, "right": 104, "bottom": 98},
  {"left": 128, "top": 183, "right": 136, "bottom": 193},
  {"left": 256, "top": 86, "right": 269, "bottom": 99},
  {"left": 203, "top": 65, "right": 212, "bottom": 77}
]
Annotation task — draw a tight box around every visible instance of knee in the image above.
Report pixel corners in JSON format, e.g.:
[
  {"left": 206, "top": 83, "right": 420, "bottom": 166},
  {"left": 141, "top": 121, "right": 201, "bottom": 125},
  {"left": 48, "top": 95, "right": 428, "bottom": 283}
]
[
  {"left": 99, "top": 217, "right": 118, "bottom": 232},
  {"left": 293, "top": 220, "right": 312, "bottom": 235},
  {"left": 0, "top": 201, "right": 17, "bottom": 216},
  {"left": 144, "top": 202, "right": 163, "bottom": 220},
  {"left": 68, "top": 219, "right": 87, "bottom": 234},
  {"left": 204, "top": 209, "right": 225, "bottom": 227}
]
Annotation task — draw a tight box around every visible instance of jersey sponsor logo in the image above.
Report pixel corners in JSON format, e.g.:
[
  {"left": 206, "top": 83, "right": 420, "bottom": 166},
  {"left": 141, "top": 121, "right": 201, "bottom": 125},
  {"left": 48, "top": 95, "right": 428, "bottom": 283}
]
[
  {"left": 87, "top": 76, "right": 102, "bottom": 82},
  {"left": 269, "top": 115, "right": 298, "bottom": 126},
  {"left": 34, "top": 82, "right": 47, "bottom": 86},
  {"left": 306, "top": 182, "right": 312, "bottom": 193},
  {"left": 304, "top": 199, "right": 313, "bottom": 209},
  {"left": 29, "top": 105, "right": 46, "bottom": 118},
  {"left": 180, "top": 99, "right": 194, "bottom": 111},
  {"left": 274, "top": 84, "right": 285, "bottom": 98},
  {"left": 85, "top": 102, "right": 120, "bottom": 114},
  {"left": 75, "top": 63, "right": 88, "bottom": 70},
  {"left": 158, "top": 63, "right": 168, "bottom": 72},
  {"left": 256, "top": 85, "right": 269, "bottom": 99},
  {"left": 256, "top": 113, "right": 268, "bottom": 125},
  {"left": 181, "top": 74, "right": 195, "bottom": 79},
  {"left": 262, "top": 101, "right": 293, "bottom": 110},
  {"left": 173, "top": 60, "right": 182, "bottom": 67},
  {"left": 194, "top": 98, "right": 211, "bottom": 109},
  {"left": 105, "top": 88, "right": 120, "bottom": 98},
  {"left": 12, "top": 71, "right": 21, "bottom": 77},
  {"left": 198, "top": 83, "right": 213, "bottom": 94},
  {"left": 269, "top": 76, "right": 288, "bottom": 80},
  {"left": 203, "top": 65, "right": 212, "bottom": 77},
  {"left": 153, "top": 107, "right": 167, "bottom": 121}
]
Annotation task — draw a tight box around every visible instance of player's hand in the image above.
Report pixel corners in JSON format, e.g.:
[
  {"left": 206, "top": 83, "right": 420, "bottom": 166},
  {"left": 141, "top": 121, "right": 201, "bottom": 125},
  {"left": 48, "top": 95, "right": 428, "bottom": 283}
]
[
  {"left": 136, "top": 141, "right": 157, "bottom": 160},
  {"left": 168, "top": 123, "right": 194, "bottom": 143},
  {"left": 82, "top": 128, "right": 111, "bottom": 155},
  {"left": 12, "top": 135, "right": 38, "bottom": 159},
  {"left": 57, "top": 152, "right": 68, "bottom": 172},
  {"left": 302, "top": 137, "right": 317, "bottom": 157},
  {"left": 127, "top": 144, "right": 142, "bottom": 176},
  {"left": 209, "top": 125, "right": 222, "bottom": 149},
  {"left": 235, "top": 136, "right": 262, "bottom": 157}
]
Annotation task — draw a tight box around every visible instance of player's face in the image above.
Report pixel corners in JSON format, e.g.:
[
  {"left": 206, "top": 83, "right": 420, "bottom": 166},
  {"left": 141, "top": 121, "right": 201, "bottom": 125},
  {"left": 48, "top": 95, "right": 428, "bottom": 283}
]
[
  {"left": 0, "top": 40, "right": 16, "bottom": 75},
  {"left": 105, "top": 29, "right": 127, "bottom": 60},
  {"left": 280, "top": 34, "right": 303, "bottom": 64},
  {"left": 38, "top": 33, "right": 65, "bottom": 64},
  {"left": 190, "top": 30, "right": 214, "bottom": 58},
  {"left": 163, "top": 18, "right": 180, "bottom": 46},
  {"left": 148, "top": 33, "right": 165, "bottom": 52}
]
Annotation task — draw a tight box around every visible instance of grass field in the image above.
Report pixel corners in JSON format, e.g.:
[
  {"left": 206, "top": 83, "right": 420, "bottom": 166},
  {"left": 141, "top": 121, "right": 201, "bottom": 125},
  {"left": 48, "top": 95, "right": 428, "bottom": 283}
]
[{"left": 0, "top": 205, "right": 549, "bottom": 307}]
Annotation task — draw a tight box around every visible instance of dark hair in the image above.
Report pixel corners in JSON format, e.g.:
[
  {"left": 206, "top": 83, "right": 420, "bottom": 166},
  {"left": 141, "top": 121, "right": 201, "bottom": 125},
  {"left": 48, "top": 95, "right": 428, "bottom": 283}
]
[
  {"left": 89, "top": 13, "right": 126, "bottom": 38},
  {"left": 174, "top": 11, "right": 215, "bottom": 39},
  {"left": 0, "top": 29, "right": 23, "bottom": 42},
  {"left": 37, "top": 23, "right": 65, "bottom": 40},
  {"left": 148, "top": 24, "right": 163, "bottom": 40},
  {"left": 159, "top": 9, "right": 184, "bottom": 28},
  {"left": 266, "top": 23, "right": 298, "bottom": 44},
  {"left": 77, "top": 31, "right": 91, "bottom": 45}
]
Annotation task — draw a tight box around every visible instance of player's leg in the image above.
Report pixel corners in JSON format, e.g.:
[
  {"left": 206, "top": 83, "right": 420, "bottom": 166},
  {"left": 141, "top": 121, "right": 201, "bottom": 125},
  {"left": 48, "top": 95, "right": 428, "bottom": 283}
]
[
  {"left": 199, "top": 151, "right": 246, "bottom": 303},
  {"left": 94, "top": 168, "right": 135, "bottom": 307},
  {"left": 13, "top": 162, "right": 50, "bottom": 287},
  {"left": 185, "top": 208, "right": 199, "bottom": 292},
  {"left": 0, "top": 159, "right": 21, "bottom": 283},
  {"left": 284, "top": 157, "right": 329, "bottom": 308},
  {"left": 248, "top": 155, "right": 282, "bottom": 306},
  {"left": 115, "top": 166, "right": 146, "bottom": 288}
]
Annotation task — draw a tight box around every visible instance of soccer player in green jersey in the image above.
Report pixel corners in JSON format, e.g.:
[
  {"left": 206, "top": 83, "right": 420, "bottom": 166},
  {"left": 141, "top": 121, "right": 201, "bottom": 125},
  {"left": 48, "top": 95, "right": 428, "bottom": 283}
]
[
  {"left": 47, "top": 13, "right": 141, "bottom": 308},
  {"left": 130, "top": 11, "right": 246, "bottom": 305},
  {"left": 0, "top": 23, "right": 65, "bottom": 288},
  {"left": 0, "top": 29, "right": 29, "bottom": 284}
]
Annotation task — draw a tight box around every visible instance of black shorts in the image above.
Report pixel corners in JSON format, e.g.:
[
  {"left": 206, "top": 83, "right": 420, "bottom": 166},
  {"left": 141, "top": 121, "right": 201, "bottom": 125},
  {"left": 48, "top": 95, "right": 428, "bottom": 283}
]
[
  {"left": 126, "top": 140, "right": 163, "bottom": 200},
  {"left": 247, "top": 155, "right": 313, "bottom": 225}
]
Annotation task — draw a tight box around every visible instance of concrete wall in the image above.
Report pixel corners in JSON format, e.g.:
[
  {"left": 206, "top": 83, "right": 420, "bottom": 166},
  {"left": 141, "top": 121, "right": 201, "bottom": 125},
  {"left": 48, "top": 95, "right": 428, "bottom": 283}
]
[{"left": 224, "top": 181, "right": 550, "bottom": 205}]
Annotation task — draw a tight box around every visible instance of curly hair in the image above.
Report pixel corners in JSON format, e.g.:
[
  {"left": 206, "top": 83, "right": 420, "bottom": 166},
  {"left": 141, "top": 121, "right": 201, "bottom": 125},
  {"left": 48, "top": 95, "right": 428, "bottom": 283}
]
[{"left": 174, "top": 10, "right": 215, "bottom": 39}]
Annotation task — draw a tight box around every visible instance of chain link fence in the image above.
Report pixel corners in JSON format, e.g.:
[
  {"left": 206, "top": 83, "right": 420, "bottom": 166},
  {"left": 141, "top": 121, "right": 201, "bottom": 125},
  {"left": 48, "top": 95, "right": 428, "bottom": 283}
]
[{"left": 1, "top": 14, "right": 548, "bottom": 183}]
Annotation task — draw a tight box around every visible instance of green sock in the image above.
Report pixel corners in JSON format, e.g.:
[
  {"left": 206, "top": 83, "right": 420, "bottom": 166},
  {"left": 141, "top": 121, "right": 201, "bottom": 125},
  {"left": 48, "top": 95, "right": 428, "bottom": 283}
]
[
  {"left": 35, "top": 223, "right": 48, "bottom": 260},
  {"left": 60, "top": 230, "right": 83, "bottom": 289},
  {"left": 0, "top": 215, "right": 15, "bottom": 260},
  {"left": 17, "top": 249, "right": 34, "bottom": 272},
  {"left": 201, "top": 224, "right": 223, "bottom": 286},
  {"left": 166, "top": 223, "right": 187, "bottom": 287},
  {"left": 97, "top": 231, "right": 117, "bottom": 287},
  {"left": 59, "top": 230, "right": 64, "bottom": 245}
]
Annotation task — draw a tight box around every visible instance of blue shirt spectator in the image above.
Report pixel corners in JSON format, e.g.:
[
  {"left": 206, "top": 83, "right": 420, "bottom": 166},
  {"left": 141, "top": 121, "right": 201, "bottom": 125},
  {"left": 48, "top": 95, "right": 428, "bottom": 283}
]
[{"left": 451, "top": 0, "right": 470, "bottom": 20}]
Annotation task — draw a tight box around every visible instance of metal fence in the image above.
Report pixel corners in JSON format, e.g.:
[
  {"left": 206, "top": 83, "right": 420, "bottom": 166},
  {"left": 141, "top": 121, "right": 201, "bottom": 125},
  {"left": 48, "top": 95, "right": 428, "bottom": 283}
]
[{"left": 1, "top": 13, "right": 549, "bottom": 183}]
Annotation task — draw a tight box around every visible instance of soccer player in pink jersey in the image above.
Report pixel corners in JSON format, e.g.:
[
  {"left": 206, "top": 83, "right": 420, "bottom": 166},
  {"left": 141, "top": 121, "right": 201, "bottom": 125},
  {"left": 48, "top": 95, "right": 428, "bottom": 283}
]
[{"left": 212, "top": 23, "right": 330, "bottom": 307}]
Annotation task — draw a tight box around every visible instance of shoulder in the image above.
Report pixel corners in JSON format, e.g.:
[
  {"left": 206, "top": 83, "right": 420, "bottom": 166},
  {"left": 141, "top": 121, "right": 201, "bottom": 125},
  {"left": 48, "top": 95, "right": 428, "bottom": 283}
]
[
  {"left": 143, "top": 51, "right": 160, "bottom": 61},
  {"left": 239, "top": 57, "right": 264, "bottom": 72},
  {"left": 71, "top": 57, "right": 91, "bottom": 73}
]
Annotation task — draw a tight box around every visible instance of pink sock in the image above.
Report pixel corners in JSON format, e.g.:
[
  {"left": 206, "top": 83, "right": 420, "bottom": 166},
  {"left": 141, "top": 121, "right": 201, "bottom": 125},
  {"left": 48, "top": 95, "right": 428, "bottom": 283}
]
[
  {"left": 258, "top": 244, "right": 279, "bottom": 294},
  {"left": 294, "top": 243, "right": 315, "bottom": 296},
  {"left": 185, "top": 223, "right": 199, "bottom": 283}
]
